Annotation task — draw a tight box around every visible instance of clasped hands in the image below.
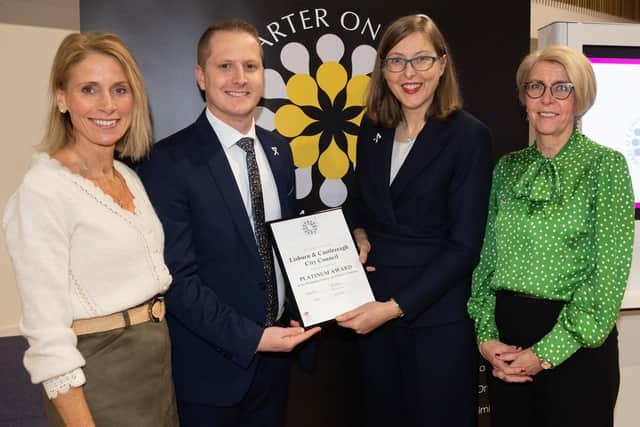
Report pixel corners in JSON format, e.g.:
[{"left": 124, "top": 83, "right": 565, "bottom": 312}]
[{"left": 480, "top": 340, "right": 544, "bottom": 383}]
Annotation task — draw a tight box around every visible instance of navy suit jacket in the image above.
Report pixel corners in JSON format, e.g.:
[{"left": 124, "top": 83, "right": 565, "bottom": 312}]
[
  {"left": 345, "top": 110, "right": 493, "bottom": 327},
  {"left": 138, "top": 110, "right": 295, "bottom": 405}
]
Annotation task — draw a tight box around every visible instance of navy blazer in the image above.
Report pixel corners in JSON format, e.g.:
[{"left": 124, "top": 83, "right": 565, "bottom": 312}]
[
  {"left": 345, "top": 110, "right": 493, "bottom": 327},
  {"left": 138, "top": 110, "right": 295, "bottom": 405}
]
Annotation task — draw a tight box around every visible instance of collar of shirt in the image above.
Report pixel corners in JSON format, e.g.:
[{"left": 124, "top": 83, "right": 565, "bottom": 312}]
[{"left": 205, "top": 108, "right": 258, "bottom": 147}]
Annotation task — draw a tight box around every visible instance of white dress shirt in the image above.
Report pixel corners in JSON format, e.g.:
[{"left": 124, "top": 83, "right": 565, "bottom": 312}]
[
  {"left": 206, "top": 109, "right": 286, "bottom": 318},
  {"left": 390, "top": 138, "right": 416, "bottom": 184}
]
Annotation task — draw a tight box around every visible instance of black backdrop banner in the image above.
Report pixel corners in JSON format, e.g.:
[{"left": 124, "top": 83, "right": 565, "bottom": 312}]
[{"left": 81, "top": 1, "right": 530, "bottom": 425}]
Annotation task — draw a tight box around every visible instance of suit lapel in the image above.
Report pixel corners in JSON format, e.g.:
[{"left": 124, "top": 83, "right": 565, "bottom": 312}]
[
  {"left": 256, "top": 127, "right": 292, "bottom": 217},
  {"left": 193, "top": 111, "right": 259, "bottom": 259},
  {"left": 389, "top": 117, "right": 449, "bottom": 201},
  {"left": 366, "top": 126, "right": 397, "bottom": 224}
]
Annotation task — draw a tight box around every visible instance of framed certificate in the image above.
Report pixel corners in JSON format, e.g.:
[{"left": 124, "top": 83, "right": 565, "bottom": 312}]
[{"left": 268, "top": 208, "right": 375, "bottom": 327}]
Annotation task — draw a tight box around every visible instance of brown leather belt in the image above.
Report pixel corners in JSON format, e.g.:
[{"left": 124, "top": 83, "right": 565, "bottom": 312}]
[{"left": 71, "top": 296, "right": 166, "bottom": 336}]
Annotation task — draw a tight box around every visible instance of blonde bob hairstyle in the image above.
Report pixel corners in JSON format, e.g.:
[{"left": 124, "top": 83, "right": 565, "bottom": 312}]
[
  {"left": 516, "top": 45, "right": 596, "bottom": 117},
  {"left": 42, "top": 32, "right": 152, "bottom": 161},
  {"left": 366, "top": 14, "right": 462, "bottom": 128}
]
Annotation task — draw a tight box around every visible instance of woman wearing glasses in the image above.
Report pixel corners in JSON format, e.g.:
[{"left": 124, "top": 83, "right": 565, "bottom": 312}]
[
  {"left": 468, "top": 45, "right": 634, "bottom": 427},
  {"left": 337, "top": 14, "right": 493, "bottom": 427}
]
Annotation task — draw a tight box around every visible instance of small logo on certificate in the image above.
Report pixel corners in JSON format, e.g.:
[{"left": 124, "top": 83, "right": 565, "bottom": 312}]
[{"left": 302, "top": 219, "right": 319, "bottom": 235}]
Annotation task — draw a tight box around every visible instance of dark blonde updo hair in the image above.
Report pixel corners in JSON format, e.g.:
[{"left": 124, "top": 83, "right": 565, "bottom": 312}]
[
  {"left": 43, "top": 32, "right": 152, "bottom": 161},
  {"left": 366, "top": 14, "right": 462, "bottom": 127}
]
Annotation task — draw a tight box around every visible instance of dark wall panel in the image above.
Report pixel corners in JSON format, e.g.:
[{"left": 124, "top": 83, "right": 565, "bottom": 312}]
[{"left": 80, "top": 0, "right": 529, "bottom": 155}]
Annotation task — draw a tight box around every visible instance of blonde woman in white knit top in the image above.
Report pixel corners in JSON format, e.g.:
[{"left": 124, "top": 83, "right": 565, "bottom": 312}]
[{"left": 3, "top": 33, "right": 178, "bottom": 427}]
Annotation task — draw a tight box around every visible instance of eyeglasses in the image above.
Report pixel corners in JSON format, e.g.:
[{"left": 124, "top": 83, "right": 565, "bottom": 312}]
[
  {"left": 383, "top": 55, "right": 440, "bottom": 72},
  {"left": 524, "top": 81, "right": 574, "bottom": 100}
]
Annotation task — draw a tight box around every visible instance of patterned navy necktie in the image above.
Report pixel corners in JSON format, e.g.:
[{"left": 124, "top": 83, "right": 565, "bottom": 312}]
[{"left": 237, "top": 137, "right": 278, "bottom": 326}]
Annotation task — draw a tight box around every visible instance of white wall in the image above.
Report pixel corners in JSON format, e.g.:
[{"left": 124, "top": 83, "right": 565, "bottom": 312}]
[{"left": 0, "top": 23, "right": 74, "bottom": 336}]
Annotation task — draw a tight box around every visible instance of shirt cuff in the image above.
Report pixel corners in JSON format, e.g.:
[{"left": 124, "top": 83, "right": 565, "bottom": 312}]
[
  {"left": 42, "top": 368, "right": 86, "bottom": 399},
  {"left": 476, "top": 328, "right": 499, "bottom": 346},
  {"left": 473, "top": 315, "right": 499, "bottom": 346},
  {"left": 531, "top": 322, "right": 582, "bottom": 367}
]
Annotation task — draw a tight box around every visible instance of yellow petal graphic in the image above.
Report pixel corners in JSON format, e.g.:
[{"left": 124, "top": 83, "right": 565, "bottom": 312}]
[
  {"left": 318, "top": 139, "right": 349, "bottom": 179},
  {"left": 290, "top": 135, "right": 320, "bottom": 168},
  {"left": 345, "top": 132, "right": 358, "bottom": 164},
  {"left": 349, "top": 109, "right": 366, "bottom": 127},
  {"left": 316, "top": 62, "right": 347, "bottom": 103},
  {"left": 274, "top": 104, "right": 315, "bottom": 137},
  {"left": 286, "top": 74, "right": 320, "bottom": 108},
  {"left": 345, "top": 75, "right": 370, "bottom": 107}
]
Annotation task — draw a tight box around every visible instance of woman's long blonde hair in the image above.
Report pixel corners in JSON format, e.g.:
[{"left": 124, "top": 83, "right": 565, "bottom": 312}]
[{"left": 42, "top": 32, "right": 152, "bottom": 161}]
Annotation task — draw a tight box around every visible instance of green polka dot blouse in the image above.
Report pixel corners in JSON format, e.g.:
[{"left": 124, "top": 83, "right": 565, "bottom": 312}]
[{"left": 467, "top": 130, "right": 635, "bottom": 367}]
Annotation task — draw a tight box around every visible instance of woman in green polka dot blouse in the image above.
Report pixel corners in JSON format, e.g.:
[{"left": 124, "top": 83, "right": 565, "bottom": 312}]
[{"left": 467, "top": 45, "right": 635, "bottom": 427}]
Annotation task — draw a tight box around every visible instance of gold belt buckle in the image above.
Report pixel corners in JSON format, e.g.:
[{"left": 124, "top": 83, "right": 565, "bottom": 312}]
[{"left": 147, "top": 295, "right": 165, "bottom": 322}]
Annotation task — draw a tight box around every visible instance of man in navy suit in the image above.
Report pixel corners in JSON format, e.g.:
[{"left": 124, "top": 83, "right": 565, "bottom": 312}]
[{"left": 138, "top": 19, "right": 320, "bottom": 427}]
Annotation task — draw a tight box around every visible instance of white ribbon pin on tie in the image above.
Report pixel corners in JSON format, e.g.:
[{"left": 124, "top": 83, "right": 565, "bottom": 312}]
[
  {"left": 271, "top": 147, "right": 279, "bottom": 156},
  {"left": 373, "top": 133, "right": 382, "bottom": 143}
]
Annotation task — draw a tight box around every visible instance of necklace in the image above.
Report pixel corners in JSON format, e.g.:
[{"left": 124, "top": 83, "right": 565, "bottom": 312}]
[
  {"left": 57, "top": 146, "right": 135, "bottom": 212},
  {"left": 399, "top": 120, "right": 425, "bottom": 144},
  {"left": 87, "top": 168, "right": 134, "bottom": 211}
]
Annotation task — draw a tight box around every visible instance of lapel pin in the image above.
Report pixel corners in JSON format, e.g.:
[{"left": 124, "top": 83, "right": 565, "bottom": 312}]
[
  {"left": 373, "top": 133, "right": 382, "bottom": 143},
  {"left": 271, "top": 146, "right": 279, "bottom": 156}
]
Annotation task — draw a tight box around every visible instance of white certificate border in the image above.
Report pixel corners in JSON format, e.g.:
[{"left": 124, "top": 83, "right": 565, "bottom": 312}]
[{"left": 267, "top": 208, "right": 374, "bottom": 328}]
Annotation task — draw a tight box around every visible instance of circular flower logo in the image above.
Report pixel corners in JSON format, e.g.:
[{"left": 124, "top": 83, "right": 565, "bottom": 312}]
[
  {"left": 301, "top": 219, "right": 319, "bottom": 235},
  {"left": 257, "top": 34, "right": 376, "bottom": 207},
  {"left": 628, "top": 117, "right": 640, "bottom": 166}
]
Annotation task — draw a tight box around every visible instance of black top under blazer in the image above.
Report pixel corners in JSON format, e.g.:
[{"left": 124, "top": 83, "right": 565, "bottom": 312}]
[{"left": 345, "top": 110, "right": 494, "bottom": 327}]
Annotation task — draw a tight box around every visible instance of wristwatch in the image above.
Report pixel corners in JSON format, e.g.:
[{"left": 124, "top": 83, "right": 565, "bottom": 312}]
[{"left": 539, "top": 357, "right": 553, "bottom": 370}]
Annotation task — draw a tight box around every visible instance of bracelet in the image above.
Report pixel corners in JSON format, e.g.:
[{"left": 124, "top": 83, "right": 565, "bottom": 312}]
[{"left": 389, "top": 298, "right": 405, "bottom": 318}]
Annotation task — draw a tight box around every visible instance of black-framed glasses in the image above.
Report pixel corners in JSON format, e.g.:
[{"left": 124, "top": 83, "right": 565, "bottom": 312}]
[
  {"left": 524, "top": 81, "right": 574, "bottom": 100},
  {"left": 383, "top": 55, "right": 440, "bottom": 72}
]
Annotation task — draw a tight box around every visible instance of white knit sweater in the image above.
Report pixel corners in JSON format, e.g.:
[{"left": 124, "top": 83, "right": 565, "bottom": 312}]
[{"left": 3, "top": 153, "right": 171, "bottom": 398}]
